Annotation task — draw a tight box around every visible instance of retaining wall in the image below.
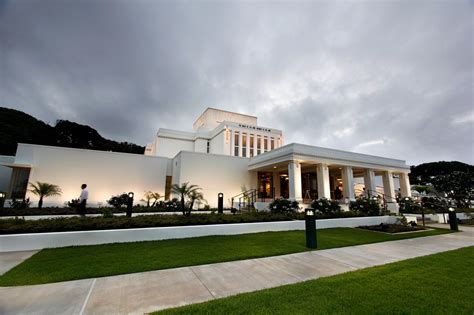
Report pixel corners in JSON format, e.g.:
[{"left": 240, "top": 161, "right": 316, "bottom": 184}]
[{"left": 0, "top": 215, "right": 397, "bottom": 252}]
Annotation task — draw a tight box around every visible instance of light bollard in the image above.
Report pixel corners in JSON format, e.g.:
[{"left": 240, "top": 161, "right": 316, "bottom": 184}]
[
  {"left": 305, "top": 208, "right": 317, "bottom": 249},
  {"left": 126, "top": 192, "right": 134, "bottom": 218},
  {"left": 448, "top": 207, "right": 458, "bottom": 231}
]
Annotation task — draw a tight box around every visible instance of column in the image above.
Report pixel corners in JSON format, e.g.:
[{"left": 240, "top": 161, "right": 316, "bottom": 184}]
[
  {"left": 238, "top": 132, "right": 243, "bottom": 157},
  {"left": 230, "top": 130, "right": 234, "bottom": 156},
  {"left": 341, "top": 166, "right": 355, "bottom": 201},
  {"left": 382, "top": 171, "right": 396, "bottom": 201},
  {"left": 382, "top": 171, "right": 398, "bottom": 213},
  {"left": 273, "top": 172, "right": 281, "bottom": 198},
  {"left": 399, "top": 173, "right": 412, "bottom": 197},
  {"left": 288, "top": 161, "right": 302, "bottom": 201},
  {"left": 363, "top": 169, "right": 376, "bottom": 196},
  {"left": 246, "top": 133, "right": 250, "bottom": 158},
  {"left": 316, "top": 164, "right": 330, "bottom": 199}
]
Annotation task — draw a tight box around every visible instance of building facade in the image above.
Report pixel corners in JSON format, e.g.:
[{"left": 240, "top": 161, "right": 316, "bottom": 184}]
[{"left": 1, "top": 108, "right": 411, "bottom": 211}]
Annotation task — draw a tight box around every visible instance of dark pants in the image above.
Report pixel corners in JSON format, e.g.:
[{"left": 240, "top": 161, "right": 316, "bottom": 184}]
[{"left": 78, "top": 199, "right": 87, "bottom": 216}]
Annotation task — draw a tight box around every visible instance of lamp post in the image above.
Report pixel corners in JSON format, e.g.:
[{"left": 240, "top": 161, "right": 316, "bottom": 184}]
[
  {"left": 0, "top": 192, "right": 5, "bottom": 210},
  {"left": 305, "top": 208, "right": 317, "bottom": 249},
  {"left": 448, "top": 207, "right": 458, "bottom": 231},
  {"left": 126, "top": 192, "right": 134, "bottom": 218}
]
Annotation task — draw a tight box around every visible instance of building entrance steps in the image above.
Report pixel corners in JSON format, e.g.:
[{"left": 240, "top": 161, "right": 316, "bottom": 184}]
[{"left": 0, "top": 226, "right": 472, "bottom": 314}]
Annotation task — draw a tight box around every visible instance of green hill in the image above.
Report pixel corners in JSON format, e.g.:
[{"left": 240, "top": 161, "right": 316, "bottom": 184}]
[{"left": 0, "top": 107, "right": 145, "bottom": 156}]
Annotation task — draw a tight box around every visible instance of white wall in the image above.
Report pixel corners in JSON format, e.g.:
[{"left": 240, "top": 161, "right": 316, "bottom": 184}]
[
  {"left": 194, "top": 138, "right": 207, "bottom": 153},
  {"left": 173, "top": 151, "right": 257, "bottom": 207},
  {"left": 0, "top": 155, "right": 14, "bottom": 193},
  {"left": 155, "top": 136, "right": 194, "bottom": 158},
  {"left": 210, "top": 131, "right": 226, "bottom": 155},
  {"left": 15, "top": 144, "right": 170, "bottom": 207},
  {"left": 0, "top": 216, "right": 398, "bottom": 252}
]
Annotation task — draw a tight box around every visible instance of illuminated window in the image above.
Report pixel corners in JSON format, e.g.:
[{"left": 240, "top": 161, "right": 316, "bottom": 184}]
[
  {"left": 264, "top": 137, "right": 268, "bottom": 152},
  {"left": 234, "top": 132, "right": 239, "bottom": 156},
  {"left": 250, "top": 134, "right": 254, "bottom": 157}
]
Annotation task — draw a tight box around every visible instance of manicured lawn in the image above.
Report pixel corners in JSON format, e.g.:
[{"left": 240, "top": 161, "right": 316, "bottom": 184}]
[
  {"left": 0, "top": 227, "right": 450, "bottom": 286},
  {"left": 157, "top": 246, "right": 474, "bottom": 314}
]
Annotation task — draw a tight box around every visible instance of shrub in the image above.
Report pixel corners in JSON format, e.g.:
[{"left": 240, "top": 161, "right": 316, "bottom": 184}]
[
  {"left": 420, "top": 196, "right": 448, "bottom": 211},
  {"left": 8, "top": 198, "right": 31, "bottom": 210},
  {"left": 268, "top": 198, "right": 299, "bottom": 214},
  {"left": 66, "top": 199, "right": 80, "bottom": 209},
  {"left": 310, "top": 198, "right": 341, "bottom": 217},
  {"left": 107, "top": 193, "right": 129, "bottom": 210},
  {"left": 350, "top": 197, "right": 381, "bottom": 216},
  {"left": 398, "top": 197, "right": 423, "bottom": 213}
]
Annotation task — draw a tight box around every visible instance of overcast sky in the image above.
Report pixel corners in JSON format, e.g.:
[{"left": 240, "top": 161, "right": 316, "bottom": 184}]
[{"left": 0, "top": 0, "right": 472, "bottom": 165}]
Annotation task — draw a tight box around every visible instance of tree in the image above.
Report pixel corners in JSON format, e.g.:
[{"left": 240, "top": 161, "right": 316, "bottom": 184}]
[
  {"left": 141, "top": 191, "right": 162, "bottom": 207},
  {"left": 171, "top": 183, "right": 201, "bottom": 215},
  {"left": 188, "top": 190, "right": 205, "bottom": 215},
  {"left": 431, "top": 171, "right": 473, "bottom": 208},
  {"left": 28, "top": 181, "right": 62, "bottom": 209}
]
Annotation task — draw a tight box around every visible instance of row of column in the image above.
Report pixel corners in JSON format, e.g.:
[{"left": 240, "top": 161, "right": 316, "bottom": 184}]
[
  {"left": 286, "top": 161, "right": 411, "bottom": 202},
  {"left": 230, "top": 130, "right": 281, "bottom": 157}
]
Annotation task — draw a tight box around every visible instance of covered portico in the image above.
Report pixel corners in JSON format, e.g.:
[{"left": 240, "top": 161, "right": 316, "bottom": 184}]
[{"left": 248, "top": 143, "right": 411, "bottom": 213}]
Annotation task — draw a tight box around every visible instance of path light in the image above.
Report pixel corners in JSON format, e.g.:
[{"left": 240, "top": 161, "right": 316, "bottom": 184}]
[
  {"left": 448, "top": 207, "right": 458, "bottom": 231},
  {"left": 305, "top": 208, "right": 317, "bottom": 249},
  {"left": 126, "top": 192, "right": 134, "bottom": 218}
]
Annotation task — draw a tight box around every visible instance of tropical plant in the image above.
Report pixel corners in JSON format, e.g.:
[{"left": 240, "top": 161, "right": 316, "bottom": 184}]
[
  {"left": 28, "top": 182, "right": 62, "bottom": 209},
  {"left": 398, "top": 197, "right": 423, "bottom": 213},
  {"left": 107, "top": 193, "right": 129, "bottom": 210},
  {"left": 349, "top": 196, "right": 381, "bottom": 216},
  {"left": 187, "top": 190, "right": 206, "bottom": 215},
  {"left": 141, "top": 191, "right": 162, "bottom": 207},
  {"left": 311, "top": 198, "right": 341, "bottom": 216},
  {"left": 8, "top": 198, "right": 31, "bottom": 210},
  {"left": 171, "top": 183, "right": 201, "bottom": 215},
  {"left": 269, "top": 198, "right": 299, "bottom": 214}
]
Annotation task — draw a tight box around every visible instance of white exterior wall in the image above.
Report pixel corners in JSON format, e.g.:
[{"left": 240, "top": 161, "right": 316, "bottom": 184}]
[
  {"left": 15, "top": 144, "right": 170, "bottom": 207},
  {"left": 0, "top": 155, "right": 14, "bottom": 193},
  {"left": 193, "top": 108, "right": 257, "bottom": 131},
  {"left": 210, "top": 131, "right": 226, "bottom": 155},
  {"left": 173, "top": 151, "right": 256, "bottom": 207},
  {"left": 155, "top": 136, "right": 194, "bottom": 158},
  {"left": 194, "top": 138, "right": 207, "bottom": 153}
]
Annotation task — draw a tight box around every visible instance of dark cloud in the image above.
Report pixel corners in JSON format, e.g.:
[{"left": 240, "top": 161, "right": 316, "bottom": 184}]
[{"left": 0, "top": 0, "right": 472, "bottom": 164}]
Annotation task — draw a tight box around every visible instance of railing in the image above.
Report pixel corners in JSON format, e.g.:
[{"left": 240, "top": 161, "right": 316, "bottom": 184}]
[{"left": 231, "top": 189, "right": 257, "bottom": 212}]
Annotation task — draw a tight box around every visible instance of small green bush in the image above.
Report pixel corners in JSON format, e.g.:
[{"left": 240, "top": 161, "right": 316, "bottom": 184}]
[
  {"left": 268, "top": 198, "right": 299, "bottom": 214},
  {"left": 107, "top": 193, "right": 129, "bottom": 210},
  {"left": 398, "top": 197, "right": 423, "bottom": 213},
  {"left": 310, "top": 198, "right": 341, "bottom": 217},
  {"left": 350, "top": 197, "right": 381, "bottom": 216}
]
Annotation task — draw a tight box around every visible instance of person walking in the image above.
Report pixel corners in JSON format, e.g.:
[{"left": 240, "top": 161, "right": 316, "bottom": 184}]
[{"left": 78, "top": 184, "right": 88, "bottom": 217}]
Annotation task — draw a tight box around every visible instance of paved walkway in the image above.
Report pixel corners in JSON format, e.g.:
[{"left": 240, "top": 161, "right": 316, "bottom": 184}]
[{"left": 0, "top": 225, "right": 472, "bottom": 315}]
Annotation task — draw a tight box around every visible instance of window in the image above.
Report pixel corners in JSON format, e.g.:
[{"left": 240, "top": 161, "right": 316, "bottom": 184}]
[
  {"left": 257, "top": 136, "right": 261, "bottom": 155},
  {"left": 8, "top": 168, "right": 30, "bottom": 199},
  {"left": 207, "top": 140, "right": 210, "bottom": 153},
  {"left": 234, "top": 132, "right": 239, "bottom": 156},
  {"left": 271, "top": 137, "right": 275, "bottom": 150},
  {"left": 242, "top": 133, "right": 247, "bottom": 157},
  {"left": 250, "top": 134, "right": 254, "bottom": 157},
  {"left": 264, "top": 137, "right": 268, "bottom": 152}
]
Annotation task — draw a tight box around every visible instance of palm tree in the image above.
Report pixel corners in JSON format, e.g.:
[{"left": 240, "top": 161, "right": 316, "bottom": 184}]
[
  {"left": 29, "top": 181, "right": 62, "bottom": 209},
  {"left": 141, "top": 191, "right": 162, "bottom": 207},
  {"left": 171, "top": 182, "right": 201, "bottom": 215},
  {"left": 188, "top": 190, "right": 205, "bottom": 215}
]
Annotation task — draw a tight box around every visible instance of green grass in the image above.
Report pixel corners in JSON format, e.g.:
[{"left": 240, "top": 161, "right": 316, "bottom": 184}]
[
  {"left": 157, "top": 246, "right": 474, "bottom": 315},
  {"left": 0, "top": 227, "right": 451, "bottom": 286}
]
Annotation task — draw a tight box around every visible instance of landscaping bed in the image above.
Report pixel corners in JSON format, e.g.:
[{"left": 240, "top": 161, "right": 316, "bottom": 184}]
[
  {"left": 358, "top": 223, "right": 425, "bottom": 233},
  {"left": 0, "top": 211, "right": 381, "bottom": 234}
]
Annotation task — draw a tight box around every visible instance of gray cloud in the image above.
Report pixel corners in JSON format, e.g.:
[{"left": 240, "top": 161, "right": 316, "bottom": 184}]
[{"left": 0, "top": 0, "right": 472, "bottom": 165}]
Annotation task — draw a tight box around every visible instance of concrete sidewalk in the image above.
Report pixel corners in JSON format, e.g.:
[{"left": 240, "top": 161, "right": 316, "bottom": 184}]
[{"left": 0, "top": 226, "right": 472, "bottom": 315}]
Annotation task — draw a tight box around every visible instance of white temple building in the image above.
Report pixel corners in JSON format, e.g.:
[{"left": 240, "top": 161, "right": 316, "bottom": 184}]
[{"left": 0, "top": 108, "right": 411, "bottom": 211}]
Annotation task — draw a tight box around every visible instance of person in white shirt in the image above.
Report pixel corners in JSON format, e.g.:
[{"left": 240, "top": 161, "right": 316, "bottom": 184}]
[{"left": 78, "top": 184, "right": 88, "bottom": 216}]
